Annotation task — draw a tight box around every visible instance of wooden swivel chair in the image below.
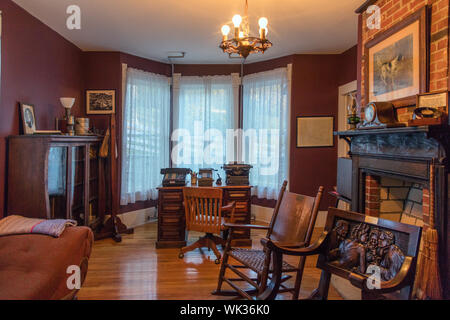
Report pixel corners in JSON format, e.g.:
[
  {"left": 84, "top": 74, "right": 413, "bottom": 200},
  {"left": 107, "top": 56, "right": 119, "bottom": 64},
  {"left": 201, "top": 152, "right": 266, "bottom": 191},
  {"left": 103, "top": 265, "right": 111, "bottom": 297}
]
[
  {"left": 213, "top": 181, "right": 324, "bottom": 299},
  {"left": 178, "top": 187, "right": 236, "bottom": 264}
]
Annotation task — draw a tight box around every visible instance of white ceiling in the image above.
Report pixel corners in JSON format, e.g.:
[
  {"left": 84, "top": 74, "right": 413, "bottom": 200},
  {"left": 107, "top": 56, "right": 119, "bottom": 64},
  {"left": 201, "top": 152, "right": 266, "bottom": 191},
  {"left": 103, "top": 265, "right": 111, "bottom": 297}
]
[{"left": 12, "top": 0, "right": 361, "bottom": 64}]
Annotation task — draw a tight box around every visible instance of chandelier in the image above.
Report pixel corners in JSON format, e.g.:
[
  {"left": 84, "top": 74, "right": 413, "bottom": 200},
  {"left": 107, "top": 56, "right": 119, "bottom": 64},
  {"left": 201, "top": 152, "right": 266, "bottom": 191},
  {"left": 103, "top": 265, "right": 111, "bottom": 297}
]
[{"left": 219, "top": 0, "right": 272, "bottom": 59}]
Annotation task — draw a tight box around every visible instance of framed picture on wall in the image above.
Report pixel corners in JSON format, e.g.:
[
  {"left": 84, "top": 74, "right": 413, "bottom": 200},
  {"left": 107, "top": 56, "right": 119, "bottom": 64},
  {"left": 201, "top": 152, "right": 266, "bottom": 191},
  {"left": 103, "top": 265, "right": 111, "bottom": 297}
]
[
  {"left": 296, "top": 116, "right": 334, "bottom": 148},
  {"left": 365, "top": 6, "right": 428, "bottom": 105},
  {"left": 86, "top": 90, "right": 116, "bottom": 114},
  {"left": 19, "top": 103, "right": 37, "bottom": 135}
]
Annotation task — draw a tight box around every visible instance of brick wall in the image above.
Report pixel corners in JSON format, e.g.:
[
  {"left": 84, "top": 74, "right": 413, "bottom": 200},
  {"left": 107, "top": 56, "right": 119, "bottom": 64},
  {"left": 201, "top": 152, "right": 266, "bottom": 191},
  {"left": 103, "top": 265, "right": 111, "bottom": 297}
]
[
  {"left": 365, "top": 174, "right": 429, "bottom": 230},
  {"left": 360, "top": 0, "right": 449, "bottom": 120},
  {"left": 365, "top": 175, "right": 381, "bottom": 216}
]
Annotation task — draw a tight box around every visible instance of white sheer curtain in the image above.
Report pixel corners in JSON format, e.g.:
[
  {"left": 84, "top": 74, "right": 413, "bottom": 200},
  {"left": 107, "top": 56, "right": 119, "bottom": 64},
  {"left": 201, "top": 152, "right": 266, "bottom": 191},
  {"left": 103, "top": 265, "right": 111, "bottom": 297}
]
[
  {"left": 242, "top": 67, "right": 289, "bottom": 200},
  {"left": 173, "top": 75, "right": 236, "bottom": 173},
  {"left": 120, "top": 68, "right": 171, "bottom": 205}
]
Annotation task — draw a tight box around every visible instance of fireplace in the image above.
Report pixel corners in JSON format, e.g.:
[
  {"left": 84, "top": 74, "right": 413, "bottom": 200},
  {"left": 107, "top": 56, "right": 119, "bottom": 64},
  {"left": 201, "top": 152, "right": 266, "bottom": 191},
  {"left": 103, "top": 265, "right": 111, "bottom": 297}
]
[
  {"left": 365, "top": 174, "right": 425, "bottom": 227},
  {"left": 337, "top": 126, "right": 450, "bottom": 299}
]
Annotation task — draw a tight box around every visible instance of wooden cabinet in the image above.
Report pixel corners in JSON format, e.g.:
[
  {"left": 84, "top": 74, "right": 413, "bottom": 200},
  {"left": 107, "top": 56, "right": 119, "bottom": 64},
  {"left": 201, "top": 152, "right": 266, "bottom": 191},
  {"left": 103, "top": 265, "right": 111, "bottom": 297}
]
[
  {"left": 156, "top": 185, "right": 252, "bottom": 248},
  {"left": 7, "top": 135, "right": 106, "bottom": 230}
]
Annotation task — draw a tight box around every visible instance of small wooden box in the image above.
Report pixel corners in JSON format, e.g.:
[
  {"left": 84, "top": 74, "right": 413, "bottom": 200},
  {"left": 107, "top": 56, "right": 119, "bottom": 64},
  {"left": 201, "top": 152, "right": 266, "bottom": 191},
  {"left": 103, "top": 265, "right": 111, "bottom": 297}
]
[
  {"left": 409, "top": 91, "right": 449, "bottom": 126},
  {"left": 408, "top": 115, "right": 447, "bottom": 126}
]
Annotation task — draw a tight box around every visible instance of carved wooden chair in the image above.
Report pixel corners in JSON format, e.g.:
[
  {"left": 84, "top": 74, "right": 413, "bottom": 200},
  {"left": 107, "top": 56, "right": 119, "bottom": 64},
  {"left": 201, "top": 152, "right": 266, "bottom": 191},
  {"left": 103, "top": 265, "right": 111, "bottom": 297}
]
[
  {"left": 260, "top": 208, "right": 422, "bottom": 300},
  {"left": 212, "top": 181, "right": 324, "bottom": 299},
  {"left": 178, "top": 187, "right": 236, "bottom": 264}
]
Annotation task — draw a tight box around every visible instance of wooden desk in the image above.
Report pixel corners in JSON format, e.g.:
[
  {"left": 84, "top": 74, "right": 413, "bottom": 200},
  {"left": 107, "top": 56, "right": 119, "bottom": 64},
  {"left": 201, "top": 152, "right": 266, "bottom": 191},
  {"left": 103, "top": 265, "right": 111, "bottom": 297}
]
[{"left": 156, "top": 185, "right": 252, "bottom": 248}]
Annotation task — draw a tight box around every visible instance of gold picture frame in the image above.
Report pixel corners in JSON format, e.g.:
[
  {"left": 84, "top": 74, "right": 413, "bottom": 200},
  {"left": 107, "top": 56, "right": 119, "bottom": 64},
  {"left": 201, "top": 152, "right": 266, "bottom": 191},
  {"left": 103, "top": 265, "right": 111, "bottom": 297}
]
[
  {"left": 86, "top": 90, "right": 116, "bottom": 115},
  {"left": 365, "top": 7, "right": 428, "bottom": 106},
  {"left": 296, "top": 116, "right": 334, "bottom": 148}
]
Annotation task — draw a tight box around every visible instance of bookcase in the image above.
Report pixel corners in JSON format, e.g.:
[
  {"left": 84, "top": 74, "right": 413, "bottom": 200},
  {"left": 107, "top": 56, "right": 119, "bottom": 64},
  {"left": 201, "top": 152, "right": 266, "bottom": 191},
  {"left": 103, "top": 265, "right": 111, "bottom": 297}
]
[{"left": 7, "top": 135, "right": 106, "bottom": 230}]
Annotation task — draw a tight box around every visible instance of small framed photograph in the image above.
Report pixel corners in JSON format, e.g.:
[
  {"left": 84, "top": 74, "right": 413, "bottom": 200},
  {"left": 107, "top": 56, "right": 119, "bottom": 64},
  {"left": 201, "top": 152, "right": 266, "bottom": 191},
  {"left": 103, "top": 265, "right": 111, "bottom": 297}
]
[
  {"left": 86, "top": 90, "right": 115, "bottom": 114},
  {"left": 20, "top": 103, "right": 36, "bottom": 135},
  {"left": 297, "top": 116, "right": 334, "bottom": 148}
]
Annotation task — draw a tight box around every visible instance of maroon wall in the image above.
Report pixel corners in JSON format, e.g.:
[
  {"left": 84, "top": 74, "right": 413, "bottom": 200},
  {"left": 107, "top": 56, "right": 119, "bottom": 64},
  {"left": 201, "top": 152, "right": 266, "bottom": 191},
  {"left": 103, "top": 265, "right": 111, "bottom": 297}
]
[
  {"left": 290, "top": 55, "right": 339, "bottom": 209},
  {"left": 121, "top": 53, "right": 171, "bottom": 77},
  {"left": 82, "top": 52, "right": 122, "bottom": 131},
  {"left": 337, "top": 45, "right": 357, "bottom": 87},
  {"left": 0, "top": 0, "right": 83, "bottom": 217},
  {"left": 0, "top": 0, "right": 357, "bottom": 216},
  {"left": 243, "top": 55, "right": 295, "bottom": 75}
]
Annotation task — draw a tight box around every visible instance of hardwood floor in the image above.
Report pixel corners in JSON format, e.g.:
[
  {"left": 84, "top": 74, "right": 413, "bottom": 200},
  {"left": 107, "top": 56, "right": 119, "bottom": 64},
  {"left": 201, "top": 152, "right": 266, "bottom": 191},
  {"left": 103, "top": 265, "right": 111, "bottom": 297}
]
[{"left": 77, "top": 221, "right": 342, "bottom": 300}]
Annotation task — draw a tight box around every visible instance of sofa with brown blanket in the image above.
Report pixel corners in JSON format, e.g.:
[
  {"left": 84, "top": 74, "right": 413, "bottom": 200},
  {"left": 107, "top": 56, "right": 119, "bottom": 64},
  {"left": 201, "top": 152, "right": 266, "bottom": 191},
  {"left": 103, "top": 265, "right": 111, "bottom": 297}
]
[{"left": 0, "top": 226, "right": 93, "bottom": 300}]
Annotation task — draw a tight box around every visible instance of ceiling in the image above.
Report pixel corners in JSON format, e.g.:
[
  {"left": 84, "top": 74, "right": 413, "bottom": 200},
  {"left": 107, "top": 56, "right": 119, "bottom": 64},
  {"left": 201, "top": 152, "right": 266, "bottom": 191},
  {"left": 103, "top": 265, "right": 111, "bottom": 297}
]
[{"left": 13, "top": 0, "right": 361, "bottom": 64}]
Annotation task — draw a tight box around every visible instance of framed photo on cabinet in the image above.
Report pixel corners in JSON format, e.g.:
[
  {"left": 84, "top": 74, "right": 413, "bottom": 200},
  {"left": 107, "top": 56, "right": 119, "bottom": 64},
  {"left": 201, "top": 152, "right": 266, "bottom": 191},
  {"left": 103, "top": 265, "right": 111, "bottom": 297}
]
[{"left": 19, "top": 103, "right": 37, "bottom": 135}]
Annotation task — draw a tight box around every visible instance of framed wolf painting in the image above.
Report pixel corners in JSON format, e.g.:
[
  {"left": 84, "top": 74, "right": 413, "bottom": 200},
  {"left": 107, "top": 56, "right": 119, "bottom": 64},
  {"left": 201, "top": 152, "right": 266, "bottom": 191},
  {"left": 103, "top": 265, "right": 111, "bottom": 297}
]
[{"left": 365, "top": 6, "right": 428, "bottom": 105}]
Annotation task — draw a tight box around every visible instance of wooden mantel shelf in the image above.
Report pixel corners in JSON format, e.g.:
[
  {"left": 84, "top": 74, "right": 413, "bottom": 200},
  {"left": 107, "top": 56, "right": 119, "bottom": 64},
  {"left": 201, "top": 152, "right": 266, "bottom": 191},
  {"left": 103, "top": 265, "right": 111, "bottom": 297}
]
[
  {"left": 334, "top": 125, "right": 449, "bottom": 138},
  {"left": 335, "top": 126, "right": 430, "bottom": 137}
]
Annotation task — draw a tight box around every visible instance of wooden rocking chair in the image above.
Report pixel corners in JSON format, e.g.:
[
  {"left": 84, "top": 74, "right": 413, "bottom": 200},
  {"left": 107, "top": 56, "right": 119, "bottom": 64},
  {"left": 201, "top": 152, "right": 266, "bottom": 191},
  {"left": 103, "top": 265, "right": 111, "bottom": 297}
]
[
  {"left": 178, "top": 187, "right": 236, "bottom": 264},
  {"left": 212, "top": 181, "right": 324, "bottom": 299}
]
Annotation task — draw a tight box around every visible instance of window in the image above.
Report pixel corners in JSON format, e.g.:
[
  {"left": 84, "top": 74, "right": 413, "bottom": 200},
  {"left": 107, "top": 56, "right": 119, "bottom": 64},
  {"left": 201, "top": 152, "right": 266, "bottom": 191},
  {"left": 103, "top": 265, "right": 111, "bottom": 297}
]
[
  {"left": 172, "top": 75, "right": 238, "bottom": 173},
  {"left": 242, "top": 67, "right": 290, "bottom": 200},
  {"left": 120, "top": 68, "right": 171, "bottom": 205}
]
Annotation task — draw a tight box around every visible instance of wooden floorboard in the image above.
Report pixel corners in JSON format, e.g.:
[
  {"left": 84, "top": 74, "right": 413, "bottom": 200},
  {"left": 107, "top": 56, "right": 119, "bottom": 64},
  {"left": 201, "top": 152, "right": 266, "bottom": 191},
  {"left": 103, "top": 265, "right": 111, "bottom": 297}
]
[{"left": 77, "top": 222, "right": 342, "bottom": 300}]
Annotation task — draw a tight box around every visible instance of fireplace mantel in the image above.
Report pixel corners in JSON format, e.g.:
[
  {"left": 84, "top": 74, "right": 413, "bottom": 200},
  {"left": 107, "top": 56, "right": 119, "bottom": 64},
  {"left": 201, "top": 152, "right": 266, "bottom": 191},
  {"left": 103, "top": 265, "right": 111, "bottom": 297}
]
[
  {"left": 335, "top": 125, "right": 450, "bottom": 164},
  {"left": 335, "top": 125, "right": 450, "bottom": 298}
]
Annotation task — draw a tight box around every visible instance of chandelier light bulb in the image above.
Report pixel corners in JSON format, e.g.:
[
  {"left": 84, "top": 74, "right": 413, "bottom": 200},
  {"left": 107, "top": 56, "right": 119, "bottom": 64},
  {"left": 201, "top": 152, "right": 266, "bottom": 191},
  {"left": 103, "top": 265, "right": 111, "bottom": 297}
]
[
  {"left": 258, "top": 17, "right": 268, "bottom": 29},
  {"left": 221, "top": 25, "right": 230, "bottom": 36},
  {"left": 232, "top": 14, "right": 242, "bottom": 27}
]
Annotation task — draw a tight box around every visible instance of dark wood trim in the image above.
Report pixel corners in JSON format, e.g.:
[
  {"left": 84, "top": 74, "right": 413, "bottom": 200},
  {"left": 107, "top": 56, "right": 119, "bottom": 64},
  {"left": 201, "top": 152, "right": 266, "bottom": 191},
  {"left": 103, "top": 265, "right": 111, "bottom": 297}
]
[
  {"left": 364, "top": 6, "right": 429, "bottom": 106},
  {"left": 355, "top": 0, "right": 377, "bottom": 14},
  {"left": 84, "top": 145, "right": 90, "bottom": 226},
  {"left": 66, "top": 146, "right": 73, "bottom": 220},
  {"left": 448, "top": 1, "right": 450, "bottom": 92},
  {"left": 357, "top": 14, "right": 363, "bottom": 105}
]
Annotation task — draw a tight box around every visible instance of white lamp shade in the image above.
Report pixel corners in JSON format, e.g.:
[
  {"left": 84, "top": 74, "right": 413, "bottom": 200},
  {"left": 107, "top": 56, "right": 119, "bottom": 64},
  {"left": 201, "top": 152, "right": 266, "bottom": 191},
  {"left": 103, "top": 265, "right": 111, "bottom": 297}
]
[{"left": 60, "top": 97, "right": 75, "bottom": 109}]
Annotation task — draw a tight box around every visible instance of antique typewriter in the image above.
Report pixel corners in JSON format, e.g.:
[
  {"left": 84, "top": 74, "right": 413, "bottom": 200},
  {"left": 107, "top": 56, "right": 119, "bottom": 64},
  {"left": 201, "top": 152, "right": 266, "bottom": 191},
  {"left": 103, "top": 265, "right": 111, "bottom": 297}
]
[
  {"left": 160, "top": 168, "right": 191, "bottom": 187},
  {"left": 222, "top": 162, "right": 253, "bottom": 186},
  {"left": 198, "top": 168, "right": 215, "bottom": 187}
]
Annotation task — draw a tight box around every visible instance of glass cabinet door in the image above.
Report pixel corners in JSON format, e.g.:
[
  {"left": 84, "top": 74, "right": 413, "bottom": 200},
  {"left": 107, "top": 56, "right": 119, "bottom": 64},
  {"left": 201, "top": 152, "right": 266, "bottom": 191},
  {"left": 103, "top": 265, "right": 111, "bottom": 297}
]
[
  {"left": 47, "top": 143, "right": 101, "bottom": 228},
  {"left": 71, "top": 146, "right": 87, "bottom": 226},
  {"left": 48, "top": 147, "right": 68, "bottom": 219},
  {"left": 88, "top": 145, "right": 100, "bottom": 229}
]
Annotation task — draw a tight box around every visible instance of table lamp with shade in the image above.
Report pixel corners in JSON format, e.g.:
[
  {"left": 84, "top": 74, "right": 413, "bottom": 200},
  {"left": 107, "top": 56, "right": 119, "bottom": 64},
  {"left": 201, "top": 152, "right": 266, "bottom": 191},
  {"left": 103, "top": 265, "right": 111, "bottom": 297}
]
[{"left": 60, "top": 97, "right": 75, "bottom": 135}]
